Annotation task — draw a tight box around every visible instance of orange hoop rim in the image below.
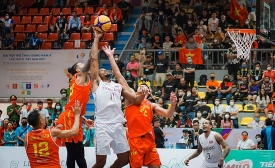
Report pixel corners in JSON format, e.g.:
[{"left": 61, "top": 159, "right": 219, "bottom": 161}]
[{"left": 227, "top": 29, "right": 256, "bottom": 34}]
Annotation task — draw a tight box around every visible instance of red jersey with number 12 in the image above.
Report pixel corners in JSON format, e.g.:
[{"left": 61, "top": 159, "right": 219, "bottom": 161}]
[{"left": 26, "top": 129, "right": 60, "bottom": 168}]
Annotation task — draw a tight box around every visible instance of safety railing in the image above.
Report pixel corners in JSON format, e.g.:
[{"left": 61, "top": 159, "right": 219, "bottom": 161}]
[{"left": 120, "top": 48, "right": 275, "bottom": 70}]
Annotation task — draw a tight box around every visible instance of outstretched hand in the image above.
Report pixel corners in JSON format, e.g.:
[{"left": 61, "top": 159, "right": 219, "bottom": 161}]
[
  {"left": 102, "top": 45, "right": 116, "bottom": 58},
  {"left": 71, "top": 100, "right": 82, "bottom": 116},
  {"left": 93, "top": 28, "right": 103, "bottom": 39},
  {"left": 170, "top": 92, "right": 177, "bottom": 105}
]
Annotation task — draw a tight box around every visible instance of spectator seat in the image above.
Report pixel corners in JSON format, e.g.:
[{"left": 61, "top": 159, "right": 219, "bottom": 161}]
[{"left": 240, "top": 117, "right": 253, "bottom": 126}]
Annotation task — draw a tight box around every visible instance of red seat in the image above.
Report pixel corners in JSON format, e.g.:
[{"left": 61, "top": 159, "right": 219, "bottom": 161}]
[
  {"left": 38, "top": 33, "right": 48, "bottom": 41},
  {"left": 80, "top": 42, "right": 85, "bottom": 49},
  {"left": 21, "top": 16, "right": 31, "bottom": 24},
  {"left": 67, "top": 0, "right": 77, "bottom": 6},
  {"left": 14, "top": 33, "right": 26, "bottom": 42},
  {"left": 102, "top": 33, "right": 114, "bottom": 42},
  {"left": 63, "top": 42, "right": 74, "bottom": 49},
  {"left": 23, "top": 0, "right": 34, "bottom": 7},
  {"left": 44, "top": 16, "right": 49, "bottom": 24},
  {"left": 91, "top": 15, "right": 97, "bottom": 23},
  {"left": 107, "top": 24, "right": 118, "bottom": 32},
  {"left": 14, "top": 0, "right": 24, "bottom": 7},
  {"left": 17, "top": 8, "right": 28, "bottom": 15},
  {"left": 51, "top": 8, "right": 60, "bottom": 16},
  {"left": 41, "top": 42, "right": 52, "bottom": 49},
  {"left": 81, "top": 33, "right": 92, "bottom": 41},
  {"left": 45, "top": 0, "right": 55, "bottom": 7},
  {"left": 62, "top": 8, "right": 71, "bottom": 15},
  {"left": 84, "top": 7, "right": 94, "bottom": 14},
  {"left": 37, "top": 24, "right": 47, "bottom": 32},
  {"left": 74, "top": 8, "right": 83, "bottom": 15},
  {"left": 80, "top": 15, "right": 85, "bottom": 23},
  {"left": 69, "top": 33, "right": 80, "bottom": 41},
  {"left": 28, "top": 8, "right": 38, "bottom": 15},
  {"left": 12, "top": 16, "right": 21, "bottom": 25},
  {"left": 102, "top": 0, "right": 112, "bottom": 6},
  {"left": 95, "top": 7, "right": 101, "bottom": 13},
  {"left": 32, "top": 16, "right": 43, "bottom": 24},
  {"left": 113, "top": 0, "right": 121, "bottom": 3},
  {"left": 98, "top": 42, "right": 109, "bottom": 50},
  {"left": 39, "top": 8, "right": 49, "bottom": 15},
  {"left": 24, "top": 24, "right": 37, "bottom": 33},
  {"left": 47, "top": 33, "right": 58, "bottom": 42},
  {"left": 13, "top": 25, "right": 25, "bottom": 33}
]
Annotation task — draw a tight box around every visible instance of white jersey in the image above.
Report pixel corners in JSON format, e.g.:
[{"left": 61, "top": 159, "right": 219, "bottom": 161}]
[
  {"left": 199, "top": 131, "right": 222, "bottom": 167},
  {"left": 92, "top": 81, "right": 126, "bottom": 124}
]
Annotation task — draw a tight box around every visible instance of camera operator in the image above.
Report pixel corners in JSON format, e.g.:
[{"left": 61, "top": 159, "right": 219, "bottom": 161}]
[{"left": 190, "top": 120, "right": 203, "bottom": 149}]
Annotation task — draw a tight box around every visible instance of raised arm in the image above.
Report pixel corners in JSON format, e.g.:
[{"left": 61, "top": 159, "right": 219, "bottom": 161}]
[
  {"left": 153, "top": 92, "right": 177, "bottom": 118},
  {"left": 89, "top": 30, "right": 103, "bottom": 85},
  {"left": 215, "top": 133, "right": 231, "bottom": 167},
  {"left": 102, "top": 46, "right": 131, "bottom": 91},
  {"left": 121, "top": 84, "right": 147, "bottom": 105}
]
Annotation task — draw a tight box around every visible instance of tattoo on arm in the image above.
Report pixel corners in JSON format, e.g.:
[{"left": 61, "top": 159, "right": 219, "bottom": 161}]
[{"left": 81, "top": 56, "right": 92, "bottom": 73}]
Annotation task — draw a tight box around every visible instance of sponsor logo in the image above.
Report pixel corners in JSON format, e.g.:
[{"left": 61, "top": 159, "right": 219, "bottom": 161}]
[
  {"left": 34, "top": 83, "right": 38, "bottom": 88},
  {"left": 19, "top": 83, "right": 24, "bottom": 89},
  {"left": 21, "top": 90, "right": 25, "bottom": 95},
  {"left": 12, "top": 84, "right": 17, "bottom": 89},
  {"left": 202, "top": 146, "right": 215, "bottom": 151},
  {"left": 47, "top": 84, "right": 50, "bottom": 88},
  {"left": 27, "top": 91, "right": 31, "bottom": 95},
  {"left": 77, "top": 52, "right": 85, "bottom": 59},
  {"left": 40, "top": 84, "right": 45, "bottom": 88},
  {"left": 224, "top": 159, "right": 253, "bottom": 168},
  {"left": 209, "top": 140, "right": 213, "bottom": 144},
  {"left": 6, "top": 84, "right": 10, "bottom": 89},
  {"left": 26, "top": 84, "right": 31, "bottom": 89}
]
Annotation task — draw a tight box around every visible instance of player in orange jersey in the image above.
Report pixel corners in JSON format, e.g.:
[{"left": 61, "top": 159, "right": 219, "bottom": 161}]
[
  {"left": 25, "top": 100, "right": 82, "bottom": 168},
  {"left": 102, "top": 46, "right": 178, "bottom": 167}
]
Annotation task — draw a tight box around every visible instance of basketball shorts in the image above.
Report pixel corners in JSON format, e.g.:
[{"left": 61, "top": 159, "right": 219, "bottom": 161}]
[
  {"left": 58, "top": 110, "right": 83, "bottom": 143},
  {"left": 95, "top": 123, "right": 129, "bottom": 155},
  {"left": 128, "top": 133, "right": 161, "bottom": 167}
]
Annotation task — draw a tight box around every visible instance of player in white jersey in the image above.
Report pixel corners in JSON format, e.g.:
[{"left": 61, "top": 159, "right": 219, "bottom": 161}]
[
  {"left": 90, "top": 30, "right": 146, "bottom": 168},
  {"left": 184, "top": 120, "right": 231, "bottom": 168}
]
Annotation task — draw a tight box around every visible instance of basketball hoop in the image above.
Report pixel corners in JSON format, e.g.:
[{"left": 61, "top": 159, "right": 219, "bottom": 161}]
[{"left": 227, "top": 29, "right": 256, "bottom": 61}]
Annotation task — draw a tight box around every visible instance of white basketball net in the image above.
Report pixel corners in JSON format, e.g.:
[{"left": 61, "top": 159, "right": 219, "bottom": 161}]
[{"left": 227, "top": 30, "right": 256, "bottom": 61}]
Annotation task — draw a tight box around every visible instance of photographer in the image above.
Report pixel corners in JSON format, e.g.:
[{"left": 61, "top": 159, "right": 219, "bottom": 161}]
[{"left": 190, "top": 120, "right": 203, "bottom": 149}]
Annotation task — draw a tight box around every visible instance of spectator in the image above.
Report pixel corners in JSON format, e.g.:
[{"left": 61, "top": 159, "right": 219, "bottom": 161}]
[
  {"left": 12, "top": 122, "right": 18, "bottom": 131},
  {"left": 138, "top": 37, "right": 151, "bottom": 50},
  {"left": 162, "top": 20, "right": 172, "bottom": 41},
  {"left": 117, "top": 0, "right": 130, "bottom": 23},
  {"left": 68, "top": 11, "right": 81, "bottom": 34},
  {"left": 45, "top": 99, "right": 54, "bottom": 126},
  {"left": 151, "top": 20, "right": 162, "bottom": 38},
  {"left": 163, "top": 1, "right": 173, "bottom": 24},
  {"left": 221, "top": 36, "right": 231, "bottom": 49},
  {"left": 218, "top": 75, "right": 232, "bottom": 105},
  {"left": 161, "top": 72, "right": 177, "bottom": 100},
  {"left": 26, "top": 32, "right": 43, "bottom": 49},
  {"left": 126, "top": 55, "right": 139, "bottom": 83},
  {"left": 53, "top": 0, "right": 64, "bottom": 9},
  {"left": 226, "top": 42, "right": 239, "bottom": 83},
  {"left": 7, "top": 95, "right": 21, "bottom": 126},
  {"left": 214, "top": 27, "right": 225, "bottom": 43},
  {"left": 153, "top": 118, "right": 165, "bottom": 148},
  {"left": 172, "top": 63, "right": 183, "bottom": 86},
  {"left": 248, "top": 77, "right": 259, "bottom": 104},
  {"left": 247, "top": 112, "right": 265, "bottom": 129},
  {"left": 255, "top": 134, "right": 264, "bottom": 150},
  {"left": 226, "top": 99, "right": 239, "bottom": 128},
  {"left": 138, "top": 29, "right": 150, "bottom": 43},
  {"left": 237, "top": 62, "right": 252, "bottom": 81},
  {"left": 134, "top": 11, "right": 150, "bottom": 35},
  {"left": 218, "top": 15, "right": 228, "bottom": 33},
  {"left": 163, "top": 34, "right": 173, "bottom": 58},
  {"left": 152, "top": 2, "right": 160, "bottom": 21},
  {"left": 210, "top": 37, "right": 222, "bottom": 69},
  {"left": 124, "top": 70, "right": 135, "bottom": 90},
  {"left": 6, "top": 1, "right": 17, "bottom": 16},
  {"left": 3, "top": 122, "right": 17, "bottom": 146},
  {"left": 16, "top": 117, "right": 32, "bottom": 146},
  {"left": 262, "top": 76, "right": 273, "bottom": 98},
  {"left": 200, "top": 9, "right": 209, "bottom": 25},
  {"left": 221, "top": 112, "right": 233, "bottom": 128},
  {"left": 255, "top": 88, "right": 270, "bottom": 117},
  {"left": 2, "top": 33, "right": 14, "bottom": 50},
  {"left": 179, "top": 129, "right": 189, "bottom": 143},
  {"left": 2, "top": 118, "right": 9, "bottom": 132},
  {"left": 261, "top": 118, "right": 275, "bottom": 150},
  {"left": 59, "top": 88, "right": 68, "bottom": 109},
  {"left": 191, "top": 11, "right": 199, "bottom": 27},
  {"left": 263, "top": 64, "right": 275, "bottom": 83},
  {"left": 137, "top": 49, "right": 146, "bottom": 77},
  {"left": 37, "top": 101, "right": 50, "bottom": 128},
  {"left": 250, "top": 62, "right": 263, "bottom": 84},
  {"left": 211, "top": 98, "right": 225, "bottom": 128},
  {"left": 247, "top": 0, "right": 256, "bottom": 25},
  {"left": 171, "top": 22, "right": 183, "bottom": 40},
  {"left": 234, "top": 75, "right": 249, "bottom": 106},
  {"left": 0, "top": 21, "right": 11, "bottom": 42},
  {"left": 183, "top": 89, "right": 197, "bottom": 119},
  {"left": 20, "top": 102, "right": 32, "bottom": 119},
  {"left": 141, "top": 0, "right": 153, "bottom": 21},
  {"left": 3, "top": 14, "right": 13, "bottom": 30},
  {"left": 56, "top": 12, "right": 67, "bottom": 36},
  {"left": 208, "top": 12, "right": 219, "bottom": 34},
  {"left": 206, "top": 73, "right": 219, "bottom": 104},
  {"left": 190, "top": 120, "right": 203, "bottom": 149},
  {"left": 155, "top": 51, "right": 170, "bottom": 91},
  {"left": 191, "top": 87, "right": 200, "bottom": 110},
  {"left": 52, "top": 102, "right": 63, "bottom": 121},
  {"left": 142, "top": 55, "right": 154, "bottom": 86},
  {"left": 176, "top": 10, "right": 189, "bottom": 29},
  {"left": 83, "top": 125, "right": 95, "bottom": 147},
  {"left": 193, "top": 29, "right": 203, "bottom": 44},
  {"left": 47, "top": 13, "right": 56, "bottom": 33},
  {"left": 192, "top": 110, "right": 206, "bottom": 129},
  {"left": 151, "top": 34, "right": 162, "bottom": 49},
  {"left": 183, "top": 56, "right": 196, "bottom": 88},
  {"left": 197, "top": 20, "right": 207, "bottom": 36},
  {"left": 233, "top": 19, "right": 242, "bottom": 28},
  {"left": 155, "top": 8, "right": 167, "bottom": 26},
  {"left": 198, "top": 98, "right": 211, "bottom": 120},
  {"left": 237, "top": 131, "right": 256, "bottom": 150},
  {"left": 113, "top": 54, "right": 125, "bottom": 74},
  {"left": 243, "top": 19, "right": 251, "bottom": 29},
  {"left": 267, "top": 95, "right": 275, "bottom": 113},
  {"left": 184, "top": 36, "right": 198, "bottom": 49},
  {"left": 98, "top": 4, "right": 110, "bottom": 16},
  {"left": 166, "top": 116, "right": 177, "bottom": 128},
  {"left": 177, "top": 89, "right": 185, "bottom": 113},
  {"left": 185, "top": 19, "right": 196, "bottom": 39},
  {"left": 81, "top": 13, "right": 92, "bottom": 33},
  {"left": 170, "top": 39, "right": 182, "bottom": 49}
]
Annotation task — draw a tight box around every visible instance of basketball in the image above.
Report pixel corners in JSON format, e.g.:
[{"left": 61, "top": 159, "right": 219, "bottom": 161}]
[{"left": 94, "top": 15, "right": 112, "bottom": 32}]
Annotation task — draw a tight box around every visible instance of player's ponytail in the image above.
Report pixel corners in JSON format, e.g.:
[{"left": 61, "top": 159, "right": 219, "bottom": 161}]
[{"left": 68, "top": 63, "right": 78, "bottom": 76}]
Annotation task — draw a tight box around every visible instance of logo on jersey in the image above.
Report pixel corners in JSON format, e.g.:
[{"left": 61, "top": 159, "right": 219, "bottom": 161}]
[
  {"left": 202, "top": 146, "right": 215, "bottom": 151},
  {"left": 224, "top": 159, "right": 252, "bottom": 168},
  {"left": 209, "top": 140, "right": 213, "bottom": 144}
]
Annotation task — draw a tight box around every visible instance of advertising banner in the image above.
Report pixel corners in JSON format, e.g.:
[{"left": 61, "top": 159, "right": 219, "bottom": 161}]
[
  {"left": 0, "top": 50, "right": 89, "bottom": 98},
  {"left": 163, "top": 128, "right": 261, "bottom": 149},
  {"left": 0, "top": 147, "right": 204, "bottom": 168}
]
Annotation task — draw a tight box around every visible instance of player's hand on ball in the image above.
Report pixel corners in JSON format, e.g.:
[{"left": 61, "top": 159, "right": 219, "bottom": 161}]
[
  {"left": 102, "top": 45, "right": 116, "bottom": 58},
  {"left": 184, "top": 159, "right": 189, "bottom": 166},
  {"left": 170, "top": 92, "right": 177, "bottom": 105},
  {"left": 72, "top": 100, "right": 82, "bottom": 116},
  {"left": 93, "top": 28, "right": 103, "bottom": 39}
]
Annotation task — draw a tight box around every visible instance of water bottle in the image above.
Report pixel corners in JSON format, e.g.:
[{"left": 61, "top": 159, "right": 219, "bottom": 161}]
[
  {"left": 173, "top": 142, "right": 176, "bottom": 149},
  {"left": 169, "top": 142, "right": 172, "bottom": 149}
]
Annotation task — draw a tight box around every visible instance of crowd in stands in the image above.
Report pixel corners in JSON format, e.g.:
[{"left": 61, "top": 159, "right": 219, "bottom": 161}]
[{"left": 0, "top": 0, "right": 133, "bottom": 49}]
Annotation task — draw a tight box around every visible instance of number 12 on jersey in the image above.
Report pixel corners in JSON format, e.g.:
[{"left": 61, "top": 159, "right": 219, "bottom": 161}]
[{"left": 33, "top": 142, "right": 50, "bottom": 157}]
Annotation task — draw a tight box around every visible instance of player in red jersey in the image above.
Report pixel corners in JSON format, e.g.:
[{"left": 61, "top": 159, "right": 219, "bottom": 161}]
[{"left": 25, "top": 100, "right": 82, "bottom": 168}]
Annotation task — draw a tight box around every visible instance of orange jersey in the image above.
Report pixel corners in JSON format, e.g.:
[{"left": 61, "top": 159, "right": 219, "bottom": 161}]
[
  {"left": 263, "top": 70, "right": 275, "bottom": 83},
  {"left": 125, "top": 99, "right": 153, "bottom": 138},
  {"left": 26, "top": 129, "right": 60, "bottom": 168},
  {"left": 65, "top": 73, "right": 91, "bottom": 115}
]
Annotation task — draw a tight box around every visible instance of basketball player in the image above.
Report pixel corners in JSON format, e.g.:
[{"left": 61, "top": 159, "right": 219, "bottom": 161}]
[
  {"left": 25, "top": 100, "right": 82, "bottom": 168},
  {"left": 58, "top": 47, "right": 94, "bottom": 167},
  {"left": 90, "top": 30, "right": 146, "bottom": 168},
  {"left": 184, "top": 120, "right": 231, "bottom": 168},
  {"left": 102, "top": 46, "right": 178, "bottom": 167}
]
